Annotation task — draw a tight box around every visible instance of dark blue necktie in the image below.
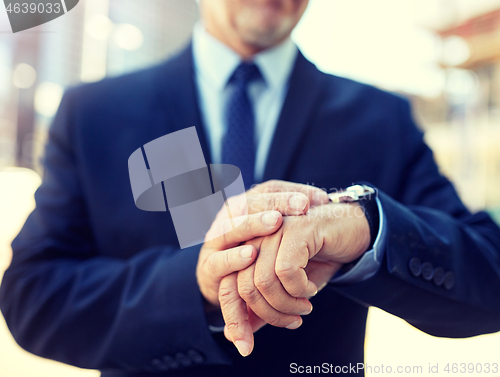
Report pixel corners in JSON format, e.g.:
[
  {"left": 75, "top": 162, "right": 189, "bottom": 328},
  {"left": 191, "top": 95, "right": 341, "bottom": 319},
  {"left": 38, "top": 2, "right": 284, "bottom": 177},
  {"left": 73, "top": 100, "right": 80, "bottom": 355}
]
[{"left": 222, "top": 62, "right": 262, "bottom": 190}]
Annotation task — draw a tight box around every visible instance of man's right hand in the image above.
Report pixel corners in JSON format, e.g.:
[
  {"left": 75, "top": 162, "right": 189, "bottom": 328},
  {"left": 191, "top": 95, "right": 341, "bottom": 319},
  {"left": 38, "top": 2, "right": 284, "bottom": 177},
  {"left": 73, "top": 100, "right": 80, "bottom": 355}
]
[{"left": 196, "top": 181, "right": 329, "bottom": 309}]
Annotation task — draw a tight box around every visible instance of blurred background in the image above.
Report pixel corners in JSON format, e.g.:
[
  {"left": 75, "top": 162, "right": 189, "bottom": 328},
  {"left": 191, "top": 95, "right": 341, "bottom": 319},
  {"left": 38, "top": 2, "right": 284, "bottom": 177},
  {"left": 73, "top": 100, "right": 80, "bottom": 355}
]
[{"left": 1, "top": 0, "right": 500, "bottom": 376}]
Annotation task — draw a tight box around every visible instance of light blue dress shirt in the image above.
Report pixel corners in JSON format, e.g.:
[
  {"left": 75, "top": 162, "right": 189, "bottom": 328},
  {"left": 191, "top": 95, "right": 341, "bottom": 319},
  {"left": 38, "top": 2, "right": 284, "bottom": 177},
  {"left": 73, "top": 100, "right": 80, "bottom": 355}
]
[
  {"left": 192, "top": 24, "right": 386, "bottom": 285},
  {"left": 192, "top": 23, "right": 296, "bottom": 182}
]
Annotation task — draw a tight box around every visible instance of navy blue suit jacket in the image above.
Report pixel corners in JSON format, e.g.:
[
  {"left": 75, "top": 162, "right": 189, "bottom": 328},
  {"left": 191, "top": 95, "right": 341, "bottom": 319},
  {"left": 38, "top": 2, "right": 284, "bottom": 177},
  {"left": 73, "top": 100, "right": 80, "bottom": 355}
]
[{"left": 2, "top": 45, "right": 500, "bottom": 377}]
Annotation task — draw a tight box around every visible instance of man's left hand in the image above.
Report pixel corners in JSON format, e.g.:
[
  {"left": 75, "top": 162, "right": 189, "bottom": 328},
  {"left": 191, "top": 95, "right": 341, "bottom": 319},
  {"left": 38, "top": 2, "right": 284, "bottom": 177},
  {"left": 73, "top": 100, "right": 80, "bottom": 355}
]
[{"left": 219, "top": 202, "right": 371, "bottom": 356}]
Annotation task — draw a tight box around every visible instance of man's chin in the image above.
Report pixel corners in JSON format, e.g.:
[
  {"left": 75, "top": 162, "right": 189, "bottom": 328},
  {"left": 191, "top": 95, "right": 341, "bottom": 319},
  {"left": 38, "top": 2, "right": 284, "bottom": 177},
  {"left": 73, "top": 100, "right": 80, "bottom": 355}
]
[{"left": 238, "top": 20, "right": 295, "bottom": 49}]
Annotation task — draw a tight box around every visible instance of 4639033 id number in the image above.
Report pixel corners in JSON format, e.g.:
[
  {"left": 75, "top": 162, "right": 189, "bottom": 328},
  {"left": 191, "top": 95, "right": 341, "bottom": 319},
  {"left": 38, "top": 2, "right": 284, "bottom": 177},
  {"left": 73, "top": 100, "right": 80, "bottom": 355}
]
[
  {"left": 443, "top": 363, "right": 498, "bottom": 374},
  {"left": 6, "top": 3, "right": 62, "bottom": 14}
]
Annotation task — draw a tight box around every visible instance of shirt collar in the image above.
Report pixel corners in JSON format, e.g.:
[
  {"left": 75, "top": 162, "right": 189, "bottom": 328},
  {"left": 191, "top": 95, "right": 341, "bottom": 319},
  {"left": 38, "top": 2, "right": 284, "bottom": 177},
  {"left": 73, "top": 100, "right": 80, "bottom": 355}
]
[
  {"left": 253, "top": 35, "right": 297, "bottom": 89},
  {"left": 192, "top": 22, "right": 298, "bottom": 91}
]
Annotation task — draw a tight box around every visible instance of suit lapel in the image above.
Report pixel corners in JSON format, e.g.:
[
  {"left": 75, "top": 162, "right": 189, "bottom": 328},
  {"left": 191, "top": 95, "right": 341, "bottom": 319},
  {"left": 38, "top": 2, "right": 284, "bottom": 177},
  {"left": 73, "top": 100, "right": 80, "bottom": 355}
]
[
  {"left": 263, "top": 52, "right": 324, "bottom": 182},
  {"left": 154, "top": 44, "right": 212, "bottom": 165}
]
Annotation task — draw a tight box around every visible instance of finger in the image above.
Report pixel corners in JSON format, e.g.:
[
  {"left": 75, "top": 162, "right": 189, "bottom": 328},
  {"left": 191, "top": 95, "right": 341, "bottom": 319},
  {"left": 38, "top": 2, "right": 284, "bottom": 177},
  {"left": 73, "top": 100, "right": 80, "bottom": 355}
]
[
  {"left": 250, "top": 180, "right": 329, "bottom": 206},
  {"left": 225, "top": 306, "right": 266, "bottom": 339},
  {"left": 247, "top": 306, "right": 267, "bottom": 333},
  {"left": 254, "top": 232, "right": 313, "bottom": 314},
  {"left": 205, "top": 245, "right": 257, "bottom": 280},
  {"left": 274, "top": 223, "right": 318, "bottom": 298},
  {"left": 223, "top": 191, "right": 311, "bottom": 219},
  {"left": 275, "top": 262, "right": 318, "bottom": 299},
  {"left": 205, "top": 211, "right": 282, "bottom": 249},
  {"left": 245, "top": 192, "right": 311, "bottom": 216},
  {"left": 305, "top": 260, "right": 342, "bottom": 294},
  {"left": 219, "top": 273, "right": 254, "bottom": 357},
  {"left": 217, "top": 181, "right": 329, "bottom": 223},
  {"left": 237, "top": 264, "right": 303, "bottom": 329}
]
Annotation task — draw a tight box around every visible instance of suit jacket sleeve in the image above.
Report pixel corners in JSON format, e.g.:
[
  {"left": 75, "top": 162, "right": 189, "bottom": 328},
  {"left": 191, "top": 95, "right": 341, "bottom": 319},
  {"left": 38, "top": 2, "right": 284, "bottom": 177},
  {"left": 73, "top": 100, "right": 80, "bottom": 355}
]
[
  {"left": 0, "top": 89, "right": 231, "bottom": 371},
  {"left": 332, "top": 98, "right": 500, "bottom": 337}
]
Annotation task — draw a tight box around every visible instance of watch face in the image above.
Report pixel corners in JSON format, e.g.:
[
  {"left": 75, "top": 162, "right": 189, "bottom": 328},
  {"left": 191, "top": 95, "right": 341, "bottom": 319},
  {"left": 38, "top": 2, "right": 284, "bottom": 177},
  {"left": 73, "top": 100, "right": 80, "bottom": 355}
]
[
  {"left": 328, "top": 185, "right": 375, "bottom": 203},
  {"left": 328, "top": 191, "right": 358, "bottom": 203}
]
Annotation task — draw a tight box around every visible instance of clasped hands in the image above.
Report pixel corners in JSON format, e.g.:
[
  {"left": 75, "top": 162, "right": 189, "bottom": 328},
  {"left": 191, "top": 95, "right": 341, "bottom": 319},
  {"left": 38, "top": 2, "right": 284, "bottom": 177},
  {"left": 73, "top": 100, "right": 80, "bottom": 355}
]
[{"left": 196, "top": 180, "right": 370, "bottom": 357}]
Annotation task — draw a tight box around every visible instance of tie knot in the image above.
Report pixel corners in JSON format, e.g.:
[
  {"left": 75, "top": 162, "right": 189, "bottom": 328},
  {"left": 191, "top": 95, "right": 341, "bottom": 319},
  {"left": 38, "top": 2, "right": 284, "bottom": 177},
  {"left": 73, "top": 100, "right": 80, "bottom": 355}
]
[{"left": 229, "top": 62, "right": 262, "bottom": 86}]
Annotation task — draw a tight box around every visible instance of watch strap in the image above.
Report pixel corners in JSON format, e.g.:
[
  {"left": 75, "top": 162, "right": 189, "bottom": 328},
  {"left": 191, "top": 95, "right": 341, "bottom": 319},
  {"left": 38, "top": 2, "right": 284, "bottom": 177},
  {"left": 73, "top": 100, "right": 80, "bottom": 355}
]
[{"left": 358, "top": 192, "right": 379, "bottom": 251}]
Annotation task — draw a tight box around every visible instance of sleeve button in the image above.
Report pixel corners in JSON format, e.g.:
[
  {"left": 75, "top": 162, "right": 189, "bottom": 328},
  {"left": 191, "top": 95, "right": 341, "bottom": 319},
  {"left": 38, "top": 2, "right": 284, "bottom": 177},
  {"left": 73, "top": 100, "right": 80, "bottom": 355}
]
[
  {"left": 444, "top": 271, "right": 455, "bottom": 290},
  {"left": 162, "top": 355, "right": 179, "bottom": 369},
  {"left": 176, "top": 352, "right": 192, "bottom": 367},
  {"left": 433, "top": 267, "right": 445, "bottom": 286},
  {"left": 409, "top": 257, "right": 422, "bottom": 277},
  {"left": 187, "top": 349, "right": 205, "bottom": 364},
  {"left": 150, "top": 358, "right": 168, "bottom": 371},
  {"left": 421, "top": 262, "right": 434, "bottom": 281}
]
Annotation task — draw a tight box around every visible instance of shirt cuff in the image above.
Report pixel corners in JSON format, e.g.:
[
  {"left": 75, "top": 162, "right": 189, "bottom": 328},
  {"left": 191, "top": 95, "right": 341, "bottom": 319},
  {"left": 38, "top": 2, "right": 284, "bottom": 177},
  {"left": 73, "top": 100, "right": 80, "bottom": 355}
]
[
  {"left": 206, "top": 309, "right": 225, "bottom": 333},
  {"left": 330, "top": 196, "right": 387, "bottom": 284}
]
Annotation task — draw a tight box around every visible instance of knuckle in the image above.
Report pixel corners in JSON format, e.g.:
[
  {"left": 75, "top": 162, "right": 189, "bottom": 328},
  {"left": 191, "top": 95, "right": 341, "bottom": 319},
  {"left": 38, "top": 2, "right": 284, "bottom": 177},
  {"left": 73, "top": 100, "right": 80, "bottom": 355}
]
[
  {"left": 238, "top": 282, "right": 259, "bottom": 303},
  {"left": 224, "top": 320, "right": 243, "bottom": 336},
  {"left": 219, "top": 283, "right": 231, "bottom": 299},
  {"left": 254, "top": 273, "right": 276, "bottom": 293},
  {"left": 276, "top": 267, "right": 307, "bottom": 297},
  {"left": 218, "top": 289, "right": 232, "bottom": 305},
  {"left": 276, "top": 264, "right": 297, "bottom": 282},
  {"left": 219, "top": 284, "right": 238, "bottom": 307},
  {"left": 225, "top": 321, "right": 238, "bottom": 331},
  {"left": 267, "top": 314, "right": 286, "bottom": 327}
]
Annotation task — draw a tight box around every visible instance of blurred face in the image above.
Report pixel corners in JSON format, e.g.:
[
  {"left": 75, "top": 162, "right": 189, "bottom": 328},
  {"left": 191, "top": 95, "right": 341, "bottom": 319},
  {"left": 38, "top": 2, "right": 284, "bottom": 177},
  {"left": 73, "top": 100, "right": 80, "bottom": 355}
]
[{"left": 200, "top": 0, "right": 309, "bottom": 57}]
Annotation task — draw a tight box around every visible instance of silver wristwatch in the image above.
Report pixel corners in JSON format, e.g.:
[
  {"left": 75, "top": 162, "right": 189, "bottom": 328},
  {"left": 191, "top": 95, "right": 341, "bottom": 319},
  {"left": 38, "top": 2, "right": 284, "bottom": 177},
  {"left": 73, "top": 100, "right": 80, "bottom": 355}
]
[
  {"left": 329, "top": 184, "right": 379, "bottom": 252},
  {"left": 328, "top": 184, "right": 376, "bottom": 203}
]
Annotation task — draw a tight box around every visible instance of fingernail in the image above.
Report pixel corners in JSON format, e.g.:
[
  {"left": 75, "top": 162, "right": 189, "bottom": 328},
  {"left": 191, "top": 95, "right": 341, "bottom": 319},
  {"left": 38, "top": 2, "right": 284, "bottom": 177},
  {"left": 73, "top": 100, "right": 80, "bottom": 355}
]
[
  {"left": 240, "top": 247, "right": 253, "bottom": 259},
  {"left": 234, "top": 340, "right": 251, "bottom": 357},
  {"left": 289, "top": 194, "right": 307, "bottom": 211},
  {"left": 301, "top": 306, "right": 313, "bottom": 315},
  {"left": 286, "top": 320, "right": 302, "bottom": 330},
  {"left": 262, "top": 211, "right": 280, "bottom": 227},
  {"left": 313, "top": 191, "right": 329, "bottom": 205}
]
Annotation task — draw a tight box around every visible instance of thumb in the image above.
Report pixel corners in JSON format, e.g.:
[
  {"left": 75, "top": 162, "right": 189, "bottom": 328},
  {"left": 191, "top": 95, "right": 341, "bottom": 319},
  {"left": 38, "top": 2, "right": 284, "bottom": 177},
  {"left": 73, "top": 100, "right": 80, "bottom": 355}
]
[{"left": 304, "top": 261, "right": 342, "bottom": 294}]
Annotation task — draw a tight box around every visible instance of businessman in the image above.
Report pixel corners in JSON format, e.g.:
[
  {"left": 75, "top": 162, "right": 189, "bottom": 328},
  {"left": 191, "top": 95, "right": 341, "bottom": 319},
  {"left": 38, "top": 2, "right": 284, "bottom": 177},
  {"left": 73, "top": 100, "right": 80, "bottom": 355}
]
[{"left": 2, "top": 0, "right": 500, "bottom": 376}]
